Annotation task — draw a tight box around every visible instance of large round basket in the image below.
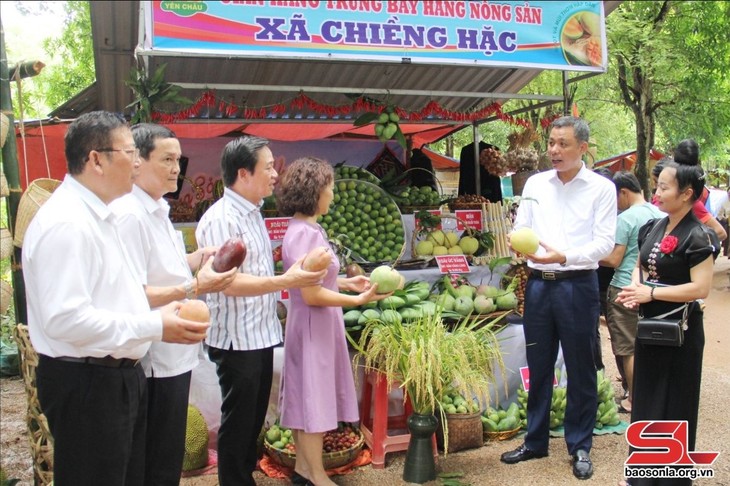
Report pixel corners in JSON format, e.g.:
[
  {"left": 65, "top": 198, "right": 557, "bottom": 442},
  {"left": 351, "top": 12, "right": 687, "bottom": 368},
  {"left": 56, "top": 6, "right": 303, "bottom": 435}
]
[
  {"left": 0, "top": 113, "right": 9, "bottom": 149},
  {"left": 1, "top": 227, "right": 13, "bottom": 260},
  {"left": 436, "top": 412, "right": 484, "bottom": 453},
  {"left": 264, "top": 432, "right": 364, "bottom": 470},
  {"left": 0, "top": 279, "right": 13, "bottom": 315},
  {"left": 13, "top": 178, "right": 62, "bottom": 248},
  {"left": 0, "top": 172, "right": 9, "bottom": 198},
  {"left": 484, "top": 426, "right": 521, "bottom": 442}
]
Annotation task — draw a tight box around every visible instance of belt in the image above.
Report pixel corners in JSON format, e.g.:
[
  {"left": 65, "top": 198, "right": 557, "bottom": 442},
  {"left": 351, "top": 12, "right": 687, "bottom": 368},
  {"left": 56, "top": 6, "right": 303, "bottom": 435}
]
[
  {"left": 48, "top": 355, "right": 140, "bottom": 368},
  {"left": 529, "top": 269, "right": 595, "bottom": 281}
]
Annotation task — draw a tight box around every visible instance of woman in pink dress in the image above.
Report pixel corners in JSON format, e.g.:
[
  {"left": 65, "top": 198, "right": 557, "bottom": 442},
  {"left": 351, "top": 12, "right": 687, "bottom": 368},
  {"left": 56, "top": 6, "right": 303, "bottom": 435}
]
[{"left": 275, "top": 157, "right": 389, "bottom": 486}]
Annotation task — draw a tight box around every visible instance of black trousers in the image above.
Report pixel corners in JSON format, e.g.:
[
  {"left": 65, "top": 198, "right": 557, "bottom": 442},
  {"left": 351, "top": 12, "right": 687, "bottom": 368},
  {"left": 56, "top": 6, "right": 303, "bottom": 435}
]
[
  {"left": 627, "top": 307, "right": 704, "bottom": 486},
  {"left": 208, "top": 345, "right": 274, "bottom": 486},
  {"left": 144, "top": 371, "right": 192, "bottom": 486},
  {"left": 522, "top": 272, "right": 599, "bottom": 455},
  {"left": 36, "top": 355, "right": 148, "bottom": 486}
]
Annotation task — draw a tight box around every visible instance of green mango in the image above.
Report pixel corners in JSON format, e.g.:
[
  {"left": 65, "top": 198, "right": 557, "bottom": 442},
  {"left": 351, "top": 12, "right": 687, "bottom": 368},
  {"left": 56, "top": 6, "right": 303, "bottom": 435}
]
[
  {"left": 404, "top": 293, "right": 422, "bottom": 306},
  {"left": 343, "top": 310, "right": 362, "bottom": 327},
  {"left": 358, "top": 308, "right": 381, "bottom": 325},
  {"left": 380, "top": 309, "right": 402, "bottom": 326},
  {"left": 506, "top": 402, "right": 520, "bottom": 418},
  {"left": 498, "top": 415, "right": 518, "bottom": 431},
  {"left": 379, "top": 295, "right": 406, "bottom": 310},
  {"left": 398, "top": 306, "right": 421, "bottom": 321},
  {"left": 483, "top": 418, "right": 499, "bottom": 432}
]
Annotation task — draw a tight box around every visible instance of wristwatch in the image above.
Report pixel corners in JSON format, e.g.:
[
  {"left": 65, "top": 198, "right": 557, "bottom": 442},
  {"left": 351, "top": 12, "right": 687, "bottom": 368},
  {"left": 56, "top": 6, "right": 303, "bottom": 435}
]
[{"left": 184, "top": 280, "right": 196, "bottom": 299}]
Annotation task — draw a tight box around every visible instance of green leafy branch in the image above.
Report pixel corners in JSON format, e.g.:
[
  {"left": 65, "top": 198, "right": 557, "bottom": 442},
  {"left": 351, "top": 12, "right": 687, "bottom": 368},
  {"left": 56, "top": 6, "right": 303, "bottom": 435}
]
[{"left": 125, "top": 63, "right": 192, "bottom": 124}]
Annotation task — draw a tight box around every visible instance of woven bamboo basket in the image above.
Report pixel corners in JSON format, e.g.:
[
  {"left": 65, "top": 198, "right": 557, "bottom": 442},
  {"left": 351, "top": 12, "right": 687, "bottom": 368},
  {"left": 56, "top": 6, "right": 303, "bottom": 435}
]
[
  {"left": 13, "top": 178, "right": 61, "bottom": 248},
  {"left": 0, "top": 112, "right": 9, "bottom": 149},
  {"left": 0, "top": 172, "right": 9, "bottom": 198},
  {"left": 484, "top": 426, "right": 521, "bottom": 442},
  {"left": 436, "top": 411, "right": 484, "bottom": 452},
  {"left": 264, "top": 431, "right": 364, "bottom": 470},
  {"left": 411, "top": 212, "right": 478, "bottom": 259},
  {"left": 1, "top": 227, "right": 12, "bottom": 259},
  {"left": 14, "top": 324, "right": 55, "bottom": 486},
  {"left": 0, "top": 279, "right": 13, "bottom": 315}
]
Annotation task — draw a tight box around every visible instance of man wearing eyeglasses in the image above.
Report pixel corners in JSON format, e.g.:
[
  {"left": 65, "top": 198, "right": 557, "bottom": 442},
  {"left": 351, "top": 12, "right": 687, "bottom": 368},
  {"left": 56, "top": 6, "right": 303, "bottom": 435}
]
[
  {"left": 22, "top": 111, "right": 211, "bottom": 486},
  {"left": 110, "top": 123, "right": 238, "bottom": 485}
]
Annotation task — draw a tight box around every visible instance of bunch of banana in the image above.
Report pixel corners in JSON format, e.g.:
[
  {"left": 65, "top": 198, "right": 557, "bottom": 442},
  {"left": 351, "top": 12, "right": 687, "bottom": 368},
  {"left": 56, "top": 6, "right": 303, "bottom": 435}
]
[
  {"left": 373, "top": 106, "right": 401, "bottom": 142},
  {"left": 595, "top": 370, "right": 620, "bottom": 428}
]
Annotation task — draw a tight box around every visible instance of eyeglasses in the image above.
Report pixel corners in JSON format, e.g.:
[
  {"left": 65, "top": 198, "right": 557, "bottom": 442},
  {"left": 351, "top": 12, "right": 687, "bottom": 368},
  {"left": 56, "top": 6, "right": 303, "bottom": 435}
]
[{"left": 95, "top": 148, "right": 140, "bottom": 159}]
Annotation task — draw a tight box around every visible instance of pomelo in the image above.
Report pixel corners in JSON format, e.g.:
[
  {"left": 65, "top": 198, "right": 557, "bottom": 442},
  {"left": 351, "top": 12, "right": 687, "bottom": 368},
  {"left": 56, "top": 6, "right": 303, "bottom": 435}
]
[
  {"left": 444, "top": 231, "right": 459, "bottom": 248},
  {"left": 511, "top": 228, "right": 540, "bottom": 255},
  {"left": 369, "top": 265, "right": 402, "bottom": 294},
  {"left": 415, "top": 240, "right": 434, "bottom": 256},
  {"left": 459, "top": 236, "right": 479, "bottom": 255}
]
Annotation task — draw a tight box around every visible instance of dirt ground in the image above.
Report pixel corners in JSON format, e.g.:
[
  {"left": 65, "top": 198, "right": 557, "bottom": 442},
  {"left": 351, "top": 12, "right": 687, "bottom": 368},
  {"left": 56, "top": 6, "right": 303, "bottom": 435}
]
[{"left": 2, "top": 258, "right": 729, "bottom": 485}]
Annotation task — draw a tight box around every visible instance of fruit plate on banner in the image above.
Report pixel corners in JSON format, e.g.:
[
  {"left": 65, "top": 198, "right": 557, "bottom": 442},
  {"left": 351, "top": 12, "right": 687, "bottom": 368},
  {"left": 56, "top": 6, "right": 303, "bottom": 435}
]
[{"left": 319, "top": 179, "right": 407, "bottom": 264}]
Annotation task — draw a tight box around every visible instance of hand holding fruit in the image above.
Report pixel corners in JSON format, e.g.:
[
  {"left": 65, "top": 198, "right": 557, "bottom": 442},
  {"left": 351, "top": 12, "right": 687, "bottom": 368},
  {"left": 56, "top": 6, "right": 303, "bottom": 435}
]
[
  {"left": 194, "top": 255, "right": 238, "bottom": 294},
  {"left": 339, "top": 275, "right": 371, "bottom": 293},
  {"left": 160, "top": 300, "right": 210, "bottom": 344},
  {"left": 523, "top": 240, "right": 566, "bottom": 265},
  {"left": 283, "top": 255, "right": 328, "bottom": 289},
  {"left": 354, "top": 282, "right": 394, "bottom": 306}
]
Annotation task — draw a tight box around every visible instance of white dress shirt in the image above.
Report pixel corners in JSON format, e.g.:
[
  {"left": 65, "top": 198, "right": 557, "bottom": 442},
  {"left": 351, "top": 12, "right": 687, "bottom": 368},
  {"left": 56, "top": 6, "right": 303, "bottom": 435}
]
[
  {"left": 195, "top": 188, "right": 281, "bottom": 351},
  {"left": 111, "top": 185, "right": 200, "bottom": 378},
  {"left": 23, "top": 175, "right": 162, "bottom": 359},
  {"left": 514, "top": 164, "right": 617, "bottom": 271}
]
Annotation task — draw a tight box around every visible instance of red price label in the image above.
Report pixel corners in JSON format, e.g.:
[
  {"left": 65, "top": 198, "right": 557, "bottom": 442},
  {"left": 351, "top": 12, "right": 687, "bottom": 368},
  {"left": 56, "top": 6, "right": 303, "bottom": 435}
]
[
  {"left": 455, "top": 210, "right": 482, "bottom": 231},
  {"left": 434, "top": 255, "right": 470, "bottom": 274},
  {"left": 414, "top": 209, "right": 442, "bottom": 230},
  {"left": 519, "top": 366, "right": 559, "bottom": 392},
  {"left": 264, "top": 217, "right": 291, "bottom": 241}
]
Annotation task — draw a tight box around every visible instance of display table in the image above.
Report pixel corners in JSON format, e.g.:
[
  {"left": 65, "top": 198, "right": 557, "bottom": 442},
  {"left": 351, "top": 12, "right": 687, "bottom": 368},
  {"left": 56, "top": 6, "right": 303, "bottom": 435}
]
[{"left": 188, "top": 319, "right": 538, "bottom": 448}]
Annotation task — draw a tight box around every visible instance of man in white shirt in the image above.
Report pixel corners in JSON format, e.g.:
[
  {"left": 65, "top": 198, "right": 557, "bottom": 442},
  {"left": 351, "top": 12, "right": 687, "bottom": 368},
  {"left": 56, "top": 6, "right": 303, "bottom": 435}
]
[
  {"left": 195, "top": 136, "right": 326, "bottom": 486},
  {"left": 111, "top": 124, "right": 237, "bottom": 485},
  {"left": 500, "top": 117, "right": 616, "bottom": 480},
  {"left": 22, "top": 111, "right": 210, "bottom": 486}
]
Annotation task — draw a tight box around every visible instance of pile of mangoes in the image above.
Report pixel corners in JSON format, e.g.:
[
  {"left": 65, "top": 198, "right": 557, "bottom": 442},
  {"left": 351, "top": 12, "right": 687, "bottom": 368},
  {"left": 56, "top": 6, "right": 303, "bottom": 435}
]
[
  {"left": 441, "top": 390, "right": 481, "bottom": 415},
  {"left": 481, "top": 402, "right": 521, "bottom": 433},
  {"left": 319, "top": 179, "right": 405, "bottom": 262},
  {"left": 342, "top": 280, "right": 433, "bottom": 339},
  {"left": 334, "top": 164, "right": 380, "bottom": 185}
]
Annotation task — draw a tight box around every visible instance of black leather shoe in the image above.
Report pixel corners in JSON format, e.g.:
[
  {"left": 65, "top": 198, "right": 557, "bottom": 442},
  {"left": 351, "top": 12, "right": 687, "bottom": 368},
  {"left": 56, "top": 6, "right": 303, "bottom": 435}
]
[
  {"left": 500, "top": 443, "right": 548, "bottom": 464},
  {"left": 572, "top": 450, "right": 593, "bottom": 479}
]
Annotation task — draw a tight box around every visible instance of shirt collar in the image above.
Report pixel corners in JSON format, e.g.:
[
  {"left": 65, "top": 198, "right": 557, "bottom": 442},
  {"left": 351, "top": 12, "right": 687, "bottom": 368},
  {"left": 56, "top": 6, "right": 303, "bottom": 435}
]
[
  {"left": 223, "top": 187, "right": 264, "bottom": 214},
  {"left": 132, "top": 184, "right": 170, "bottom": 217},
  {"left": 65, "top": 174, "right": 115, "bottom": 222},
  {"left": 548, "top": 161, "right": 590, "bottom": 185}
]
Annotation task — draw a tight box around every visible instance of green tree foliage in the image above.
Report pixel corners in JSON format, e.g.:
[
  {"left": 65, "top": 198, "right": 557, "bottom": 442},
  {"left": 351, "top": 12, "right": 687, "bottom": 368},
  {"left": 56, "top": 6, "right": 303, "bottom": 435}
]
[
  {"left": 607, "top": 1, "right": 730, "bottom": 194},
  {"left": 5, "top": 1, "right": 92, "bottom": 119},
  {"left": 38, "top": 1, "right": 94, "bottom": 113}
]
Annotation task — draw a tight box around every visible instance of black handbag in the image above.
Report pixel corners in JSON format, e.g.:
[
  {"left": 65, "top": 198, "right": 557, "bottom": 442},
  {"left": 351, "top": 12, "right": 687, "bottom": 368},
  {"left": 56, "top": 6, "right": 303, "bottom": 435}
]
[
  {"left": 636, "top": 266, "right": 690, "bottom": 347},
  {"left": 636, "top": 303, "right": 689, "bottom": 347}
]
